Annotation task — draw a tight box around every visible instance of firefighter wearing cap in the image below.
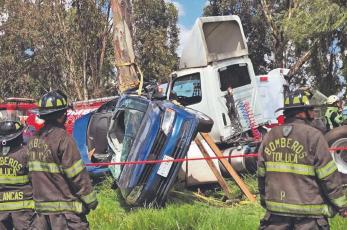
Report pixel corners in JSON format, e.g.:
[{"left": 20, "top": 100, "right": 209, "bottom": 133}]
[
  {"left": 28, "top": 90, "right": 98, "bottom": 230},
  {"left": 0, "top": 120, "right": 34, "bottom": 229},
  {"left": 258, "top": 90, "right": 347, "bottom": 229},
  {"left": 325, "top": 95, "right": 345, "bottom": 131}
]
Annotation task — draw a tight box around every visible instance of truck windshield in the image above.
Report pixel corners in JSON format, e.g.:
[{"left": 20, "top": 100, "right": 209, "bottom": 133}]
[
  {"left": 170, "top": 73, "right": 202, "bottom": 106},
  {"left": 219, "top": 63, "right": 251, "bottom": 91}
]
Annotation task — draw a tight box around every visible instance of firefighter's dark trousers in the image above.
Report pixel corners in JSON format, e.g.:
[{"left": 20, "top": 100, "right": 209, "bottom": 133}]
[
  {"left": 31, "top": 212, "right": 89, "bottom": 230},
  {"left": 0, "top": 210, "right": 34, "bottom": 230},
  {"left": 259, "top": 212, "right": 330, "bottom": 230}
]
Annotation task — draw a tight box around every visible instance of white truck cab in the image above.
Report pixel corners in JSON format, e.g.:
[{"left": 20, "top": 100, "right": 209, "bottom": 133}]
[{"left": 167, "top": 15, "right": 286, "bottom": 144}]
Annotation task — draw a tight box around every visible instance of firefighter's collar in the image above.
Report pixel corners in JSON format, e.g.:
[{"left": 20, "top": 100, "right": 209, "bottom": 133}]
[
  {"left": 282, "top": 126, "right": 293, "bottom": 137},
  {"left": 286, "top": 118, "right": 307, "bottom": 125}
]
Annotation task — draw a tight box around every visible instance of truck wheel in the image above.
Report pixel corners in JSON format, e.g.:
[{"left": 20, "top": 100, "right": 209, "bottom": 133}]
[
  {"left": 324, "top": 125, "right": 347, "bottom": 174},
  {"left": 184, "top": 107, "right": 214, "bottom": 133}
]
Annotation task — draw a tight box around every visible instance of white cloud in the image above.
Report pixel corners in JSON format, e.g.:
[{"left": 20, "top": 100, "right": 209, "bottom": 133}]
[{"left": 177, "top": 24, "right": 192, "bottom": 56}]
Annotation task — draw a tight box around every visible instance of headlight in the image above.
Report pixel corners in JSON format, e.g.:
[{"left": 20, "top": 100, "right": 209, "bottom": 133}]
[{"left": 161, "top": 108, "right": 176, "bottom": 135}]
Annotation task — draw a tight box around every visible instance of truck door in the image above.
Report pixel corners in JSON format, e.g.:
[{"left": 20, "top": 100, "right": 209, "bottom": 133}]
[{"left": 216, "top": 63, "right": 254, "bottom": 140}]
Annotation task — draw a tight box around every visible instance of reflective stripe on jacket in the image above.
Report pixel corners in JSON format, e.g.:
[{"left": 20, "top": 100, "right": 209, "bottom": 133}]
[
  {"left": 257, "top": 118, "right": 347, "bottom": 218},
  {"left": 35, "top": 201, "right": 83, "bottom": 213},
  {"left": 325, "top": 107, "right": 344, "bottom": 130},
  {"left": 28, "top": 124, "right": 97, "bottom": 214},
  {"left": 0, "top": 146, "right": 34, "bottom": 212}
]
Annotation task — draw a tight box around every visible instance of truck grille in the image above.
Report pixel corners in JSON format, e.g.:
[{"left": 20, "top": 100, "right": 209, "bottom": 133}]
[
  {"left": 156, "top": 121, "right": 190, "bottom": 195},
  {"left": 138, "top": 130, "right": 166, "bottom": 185}
]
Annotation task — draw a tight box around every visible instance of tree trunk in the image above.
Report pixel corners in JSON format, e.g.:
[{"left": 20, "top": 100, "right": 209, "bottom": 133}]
[
  {"left": 260, "top": 0, "right": 289, "bottom": 69},
  {"left": 110, "top": 0, "right": 139, "bottom": 93},
  {"left": 83, "top": 50, "right": 88, "bottom": 100},
  {"left": 55, "top": 2, "right": 83, "bottom": 100},
  {"left": 288, "top": 40, "right": 318, "bottom": 80}
]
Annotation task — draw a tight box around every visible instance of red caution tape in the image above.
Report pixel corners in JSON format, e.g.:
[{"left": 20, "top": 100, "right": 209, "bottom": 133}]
[
  {"left": 85, "top": 147, "right": 347, "bottom": 167},
  {"left": 85, "top": 153, "right": 258, "bottom": 167},
  {"left": 328, "top": 147, "right": 347, "bottom": 151}
]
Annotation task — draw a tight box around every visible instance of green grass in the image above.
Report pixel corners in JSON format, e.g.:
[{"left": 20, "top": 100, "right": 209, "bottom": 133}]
[{"left": 88, "top": 176, "right": 347, "bottom": 230}]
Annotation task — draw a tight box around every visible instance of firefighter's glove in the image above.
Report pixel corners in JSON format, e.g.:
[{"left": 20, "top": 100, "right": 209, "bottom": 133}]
[
  {"left": 260, "top": 198, "right": 266, "bottom": 208},
  {"left": 88, "top": 200, "right": 99, "bottom": 210},
  {"left": 83, "top": 200, "right": 98, "bottom": 215}
]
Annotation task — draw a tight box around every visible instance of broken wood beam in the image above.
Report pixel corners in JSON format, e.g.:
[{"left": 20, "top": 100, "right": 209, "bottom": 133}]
[
  {"left": 200, "top": 132, "right": 256, "bottom": 202},
  {"left": 195, "top": 138, "right": 232, "bottom": 199}
]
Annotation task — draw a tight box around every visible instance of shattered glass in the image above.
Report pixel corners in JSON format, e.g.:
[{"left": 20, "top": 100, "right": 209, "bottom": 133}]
[{"left": 108, "top": 108, "right": 145, "bottom": 179}]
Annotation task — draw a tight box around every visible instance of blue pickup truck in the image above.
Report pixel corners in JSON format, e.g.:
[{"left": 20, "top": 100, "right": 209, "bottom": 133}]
[{"left": 73, "top": 94, "right": 213, "bottom": 206}]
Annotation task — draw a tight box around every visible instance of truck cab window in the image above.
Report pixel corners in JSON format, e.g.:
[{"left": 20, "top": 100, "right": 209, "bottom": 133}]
[
  {"left": 219, "top": 64, "right": 251, "bottom": 91},
  {"left": 171, "top": 73, "right": 202, "bottom": 106}
]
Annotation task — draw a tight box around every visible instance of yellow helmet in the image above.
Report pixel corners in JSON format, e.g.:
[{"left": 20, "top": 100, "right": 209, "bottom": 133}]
[
  {"left": 37, "top": 90, "right": 69, "bottom": 116},
  {"left": 276, "top": 90, "right": 315, "bottom": 112}
]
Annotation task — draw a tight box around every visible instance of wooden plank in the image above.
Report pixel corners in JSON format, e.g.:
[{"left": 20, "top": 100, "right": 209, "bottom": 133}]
[
  {"left": 200, "top": 133, "right": 256, "bottom": 202},
  {"left": 88, "top": 148, "right": 96, "bottom": 160},
  {"left": 195, "top": 138, "right": 232, "bottom": 199}
]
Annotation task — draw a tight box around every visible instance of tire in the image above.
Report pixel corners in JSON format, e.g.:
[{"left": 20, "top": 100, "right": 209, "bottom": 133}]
[
  {"left": 324, "top": 125, "right": 347, "bottom": 174},
  {"left": 184, "top": 107, "right": 214, "bottom": 133}
]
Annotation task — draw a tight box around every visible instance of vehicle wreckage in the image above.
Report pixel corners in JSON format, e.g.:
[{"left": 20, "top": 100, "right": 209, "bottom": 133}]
[{"left": 73, "top": 91, "right": 213, "bottom": 206}]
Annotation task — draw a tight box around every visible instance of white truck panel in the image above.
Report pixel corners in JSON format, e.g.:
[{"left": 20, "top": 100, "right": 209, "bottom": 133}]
[
  {"left": 256, "top": 68, "right": 289, "bottom": 123},
  {"left": 179, "top": 15, "right": 248, "bottom": 69},
  {"left": 178, "top": 140, "right": 221, "bottom": 185}
]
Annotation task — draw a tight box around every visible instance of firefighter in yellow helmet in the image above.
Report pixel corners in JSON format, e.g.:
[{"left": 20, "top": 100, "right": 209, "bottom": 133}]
[
  {"left": 258, "top": 90, "right": 347, "bottom": 229},
  {"left": 325, "top": 95, "right": 345, "bottom": 131},
  {"left": 0, "top": 120, "right": 34, "bottom": 230},
  {"left": 28, "top": 90, "right": 98, "bottom": 230}
]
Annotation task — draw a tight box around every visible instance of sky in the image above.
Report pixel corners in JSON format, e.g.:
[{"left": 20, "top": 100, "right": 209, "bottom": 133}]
[{"left": 167, "top": 0, "right": 208, "bottom": 54}]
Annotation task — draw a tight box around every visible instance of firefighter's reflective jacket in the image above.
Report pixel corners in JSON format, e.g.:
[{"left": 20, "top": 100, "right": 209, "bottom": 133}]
[
  {"left": 325, "top": 106, "right": 344, "bottom": 130},
  {"left": 258, "top": 118, "right": 347, "bottom": 217},
  {"left": 27, "top": 124, "right": 97, "bottom": 214},
  {"left": 0, "top": 146, "right": 34, "bottom": 212}
]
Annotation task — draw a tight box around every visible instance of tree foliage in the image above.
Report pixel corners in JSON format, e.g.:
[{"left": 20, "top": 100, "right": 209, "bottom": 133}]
[
  {"left": 0, "top": 0, "right": 180, "bottom": 100},
  {"left": 132, "top": 0, "right": 179, "bottom": 82},
  {"left": 284, "top": 0, "right": 347, "bottom": 43},
  {"left": 0, "top": 0, "right": 116, "bottom": 101},
  {"left": 283, "top": 0, "right": 347, "bottom": 95}
]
